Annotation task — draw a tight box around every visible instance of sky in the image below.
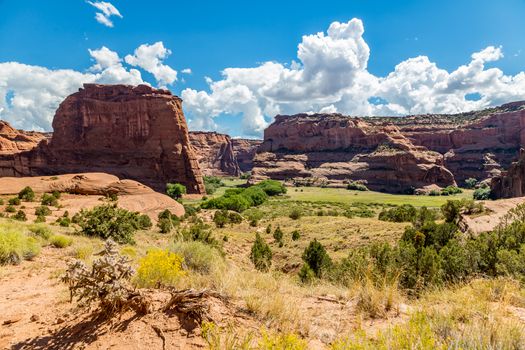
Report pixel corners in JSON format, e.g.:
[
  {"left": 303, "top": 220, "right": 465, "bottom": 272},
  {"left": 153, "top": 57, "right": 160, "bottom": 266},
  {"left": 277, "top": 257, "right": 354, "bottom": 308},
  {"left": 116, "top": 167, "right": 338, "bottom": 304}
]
[{"left": 1, "top": 0, "right": 525, "bottom": 138}]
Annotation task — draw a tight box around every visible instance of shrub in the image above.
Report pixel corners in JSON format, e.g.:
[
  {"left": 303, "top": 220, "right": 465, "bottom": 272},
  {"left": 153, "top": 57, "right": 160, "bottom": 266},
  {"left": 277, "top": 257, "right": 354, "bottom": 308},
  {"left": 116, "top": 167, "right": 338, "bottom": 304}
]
[
  {"left": 302, "top": 239, "right": 332, "bottom": 278},
  {"left": 50, "top": 234, "right": 73, "bottom": 248},
  {"left": 473, "top": 186, "right": 491, "bottom": 200},
  {"left": 347, "top": 181, "right": 368, "bottom": 191},
  {"left": 273, "top": 226, "right": 283, "bottom": 242},
  {"left": 28, "top": 224, "right": 52, "bottom": 239},
  {"left": 245, "top": 209, "right": 263, "bottom": 227},
  {"left": 62, "top": 239, "right": 141, "bottom": 315},
  {"left": 298, "top": 263, "right": 315, "bottom": 284},
  {"left": 464, "top": 178, "right": 478, "bottom": 189},
  {"left": 34, "top": 215, "right": 46, "bottom": 223},
  {"left": 52, "top": 190, "right": 61, "bottom": 199},
  {"left": 0, "top": 226, "right": 40, "bottom": 265},
  {"left": 291, "top": 230, "right": 300, "bottom": 241},
  {"left": 41, "top": 193, "right": 58, "bottom": 206},
  {"left": 258, "top": 330, "right": 307, "bottom": 349},
  {"left": 250, "top": 233, "right": 272, "bottom": 272},
  {"left": 166, "top": 183, "right": 186, "bottom": 199},
  {"left": 135, "top": 248, "right": 186, "bottom": 288},
  {"left": 136, "top": 214, "right": 152, "bottom": 230},
  {"left": 172, "top": 240, "right": 225, "bottom": 274},
  {"left": 255, "top": 179, "right": 286, "bottom": 196},
  {"left": 75, "top": 204, "right": 141, "bottom": 244},
  {"left": 0, "top": 199, "right": 3, "bottom": 205},
  {"left": 228, "top": 211, "right": 243, "bottom": 224},
  {"left": 289, "top": 208, "right": 302, "bottom": 220},
  {"left": 441, "top": 200, "right": 462, "bottom": 223},
  {"left": 18, "top": 186, "right": 35, "bottom": 201},
  {"left": 203, "top": 176, "right": 224, "bottom": 195},
  {"left": 74, "top": 245, "right": 94, "bottom": 260},
  {"left": 183, "top": 204, "right": 199, "bottom": 218},
  {"left": 428, "top": 189, "right": 440, "bottom": 196},
  {"left": 13, "top": 210, "right": 27, "bottom": 221},
  {"left": 266, "top": 224, "right": 272, "bottom": 234},
  {"left": 180, "top": 221, "right": 219, "bottom": 247},
  {"left": 440, "top": 186, "right": 463, "bottom": 196},
  {"left": 213, "top": 210, "right": 229, "bottom": 228},
  {"left": 379, "top": 204, "right": 417, "bottom": 222},
  {"left": 5, "top": 205, "right": 16, "bottom": 213},
  {"left": 34, "top": 205, "right": 52, "bottom": 217},
  {"left": 8, "top": 197, "right": 20, "bottom": 205},
  {"left": 57, "top": 216, "right": 71, "bottom": 227},
  {"left": 157, "top": 209, "right": 180, "bottom": 233}
]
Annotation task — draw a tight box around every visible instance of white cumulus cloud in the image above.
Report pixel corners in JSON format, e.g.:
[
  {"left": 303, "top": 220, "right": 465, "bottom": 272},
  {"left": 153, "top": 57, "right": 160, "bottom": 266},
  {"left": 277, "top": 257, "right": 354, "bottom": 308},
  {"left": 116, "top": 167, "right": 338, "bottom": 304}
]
[
  {"left": 0, "top": 43, "right": 181, "bottom": 131},
  {"left": 182, "top": 19, "right": 525, "bottom": 137},
  {"left": 124, "top": 42, "right": 178, "bottom": 87},
  {"left": 87, "top": 1, "right": 122, "bottom": 28}
]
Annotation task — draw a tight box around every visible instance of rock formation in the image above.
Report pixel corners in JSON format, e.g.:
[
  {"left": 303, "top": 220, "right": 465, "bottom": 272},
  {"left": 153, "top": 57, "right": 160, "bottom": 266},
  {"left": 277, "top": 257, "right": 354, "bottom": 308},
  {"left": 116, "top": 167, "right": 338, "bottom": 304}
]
[
  {"left": 0, "top": 121, "right": 49, "bottom": 155},
  {"left": 251, "top": 114, "right": 455, "bottom": 193},
  {"left": 0, "top": 172, "right": 185, "bottom": 218},
  {"left": 251, "top": 102, "right": 525, "bottom": 193},
  {"left": 189, "top": 131, "right": 240, "bottom": 176},
  {"left": 490, "top": 148, "right": 525, "bottom": 198},
  {"left": 232, "top": 138, "right": 262, "bottom": 173},
  {"left": 0, "top": 84, "right": 205, "bottom": 194}
]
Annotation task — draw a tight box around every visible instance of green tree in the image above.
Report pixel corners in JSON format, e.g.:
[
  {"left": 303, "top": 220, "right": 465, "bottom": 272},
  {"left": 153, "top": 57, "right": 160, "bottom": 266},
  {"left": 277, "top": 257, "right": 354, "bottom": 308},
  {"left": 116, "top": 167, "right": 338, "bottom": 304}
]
[
  {"left": 302, "top": 239, "right": 332, "bottom": 278},
  {"left": 250, "top": 233, "right": 272, "bottom": 272},
  {"left": 166, "top": 183, "right": 187, "bottom": 199},
  {"left": 18, "top": 186, "right": 35, "bottom": 201}
]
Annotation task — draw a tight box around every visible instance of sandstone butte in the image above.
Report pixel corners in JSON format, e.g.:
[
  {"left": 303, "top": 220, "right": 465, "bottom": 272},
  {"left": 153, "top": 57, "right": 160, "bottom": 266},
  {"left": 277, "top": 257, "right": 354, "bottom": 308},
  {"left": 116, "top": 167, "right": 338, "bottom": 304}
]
[
  {"left": 250, "top": 101, "right": 525, "bottom": 195},
  {"left": 188, "top": 131, "right": 241, "bottom": 177},
  {"left": 0, "top": 84, "right": 205, "bottom": 194}
]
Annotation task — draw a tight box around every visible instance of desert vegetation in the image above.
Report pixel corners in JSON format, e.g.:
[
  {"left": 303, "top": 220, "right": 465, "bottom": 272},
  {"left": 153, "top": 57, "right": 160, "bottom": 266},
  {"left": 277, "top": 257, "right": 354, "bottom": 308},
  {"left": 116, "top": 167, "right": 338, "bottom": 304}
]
[{"left": 2, "top": 180, "right": 525, "bottom": 349}]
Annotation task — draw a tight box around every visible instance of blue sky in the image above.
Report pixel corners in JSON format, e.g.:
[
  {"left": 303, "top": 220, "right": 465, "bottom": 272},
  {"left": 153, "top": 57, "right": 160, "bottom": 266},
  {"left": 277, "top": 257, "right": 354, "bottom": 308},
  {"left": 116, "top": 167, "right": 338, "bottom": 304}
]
[{"left": 1, "top": 0, "right": 525, "bottom": 137}]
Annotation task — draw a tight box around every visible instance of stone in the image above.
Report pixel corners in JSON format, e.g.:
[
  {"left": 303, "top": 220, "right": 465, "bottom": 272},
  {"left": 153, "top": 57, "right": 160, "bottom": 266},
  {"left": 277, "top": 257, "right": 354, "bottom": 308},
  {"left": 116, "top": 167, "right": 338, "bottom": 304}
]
[
  {"left": 251, "top": 113, "right": 455, "bottom": 193},
  {"left": 491, "top": 148, "right": 525, "bottom": 198},
  {"left": 189, "top": 131, "right": 240, "bottom": 176},
  {"left": 0, "top": 84, "right": 205, "bottom": 194},
  {"left": 231, "top": 138, "right": 262, "bottom": 173}
]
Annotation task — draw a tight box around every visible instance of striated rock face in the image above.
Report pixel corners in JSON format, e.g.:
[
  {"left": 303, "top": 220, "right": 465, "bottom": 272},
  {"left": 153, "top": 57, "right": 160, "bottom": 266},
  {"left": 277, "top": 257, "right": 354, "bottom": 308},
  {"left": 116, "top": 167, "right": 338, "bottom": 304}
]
[
  {"left": 491, "top": 149, "right": 525, "bottom": 198},
  {"left": 251, "top": 114, "right": 455, "bottom": 193},
  {"left": 0, "top": 84, "right": 205, "bottom": 194},
  {"left": 0, "top": 121, "right": 49, "bottom": 155},
  {"left": 232, "top": 138, "right": 262, "bottom": 173},
  {"left": 189, "top": 131, "right": 240, "bottom": 176},
  {"left": 387, "top": 102, "right": 525, "bottom": 185}
]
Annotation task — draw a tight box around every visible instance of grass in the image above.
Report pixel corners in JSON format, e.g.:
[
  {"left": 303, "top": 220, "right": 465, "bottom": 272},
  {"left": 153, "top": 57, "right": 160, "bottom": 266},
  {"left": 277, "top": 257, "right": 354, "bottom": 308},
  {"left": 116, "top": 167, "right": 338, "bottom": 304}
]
[
  {"left": 49, "top": 234, "right": 73, "bottom": 248},
  {"left": 286, "top": 187, "right": 473, "bottom": 207},
  {"left": 0, "top": 221, "right": 41, "bottom": 264}
]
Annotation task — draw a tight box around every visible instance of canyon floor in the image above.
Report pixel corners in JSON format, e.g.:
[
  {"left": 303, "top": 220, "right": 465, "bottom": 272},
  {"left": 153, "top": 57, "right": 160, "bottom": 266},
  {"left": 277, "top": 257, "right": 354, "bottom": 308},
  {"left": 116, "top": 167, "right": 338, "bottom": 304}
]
[{"left": 1, "top": 179, "right": 525, "bottom": 349}]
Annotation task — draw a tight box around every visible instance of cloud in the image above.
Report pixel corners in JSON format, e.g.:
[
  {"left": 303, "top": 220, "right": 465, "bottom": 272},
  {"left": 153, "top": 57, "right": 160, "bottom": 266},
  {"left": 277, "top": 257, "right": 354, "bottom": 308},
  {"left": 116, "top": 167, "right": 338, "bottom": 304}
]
[
  {"left": 182, "top": 19, "right": 525, "bottom": 137},
  {"left": 87, "top": 1, "right": 122, "bottom": 28},
  {"left": 0, "top": 42, "right": 181, "bottom": 131},
  {"left": 181, "top": 68, "right": 192, "bottom": 74},
  {"left": 124, "top": 42, "right": 178, "bottom": 87}
]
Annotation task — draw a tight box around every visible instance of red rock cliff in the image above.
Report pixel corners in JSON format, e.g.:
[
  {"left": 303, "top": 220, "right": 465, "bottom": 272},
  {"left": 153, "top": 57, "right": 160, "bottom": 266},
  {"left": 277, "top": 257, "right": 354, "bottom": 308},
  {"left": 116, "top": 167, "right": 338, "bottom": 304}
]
[
  {"left": 0, "top": 84, "right": 205, "bottom": 194},
  {"left": 189, "top": 131, "right": 240, "bottom": 177},
  {"left": 232, "top": 138, "right": 262, "bottom": 173},
  {"left": 252, "top": 114, "right": 455, "bottom": 193}
]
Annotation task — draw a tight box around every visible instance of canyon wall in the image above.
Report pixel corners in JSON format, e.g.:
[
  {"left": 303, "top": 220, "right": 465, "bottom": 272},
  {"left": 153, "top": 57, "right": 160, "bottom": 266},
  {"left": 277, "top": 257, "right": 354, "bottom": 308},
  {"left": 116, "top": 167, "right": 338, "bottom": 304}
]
[
  {"left": 0, "top": 84, "right": 205, "bottom": 194},
  {"left": 491, "top": 148, "right": 525, "bottom": 198},
  {"left": 251, "top": 114, "right": 455, "bottom": 193},
  {"left": 232, "top": 138, "right": 262, "bottom": 173},
  {"left": 189, "top": 131, "right": 240, "bottom": 177}
]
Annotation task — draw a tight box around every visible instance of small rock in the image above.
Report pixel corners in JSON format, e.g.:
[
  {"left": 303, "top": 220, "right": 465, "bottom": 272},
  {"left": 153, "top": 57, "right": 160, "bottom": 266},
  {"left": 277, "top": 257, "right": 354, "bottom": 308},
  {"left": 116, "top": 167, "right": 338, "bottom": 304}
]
[
  {"left": 2, "top": 316, "right": 22, "bottom": 325},
  {"left": 30, "top": 314, "right": 39, "bottom": 322},
  {"left": 55, "top": 317, "right": 65, "bottom": 324}
]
